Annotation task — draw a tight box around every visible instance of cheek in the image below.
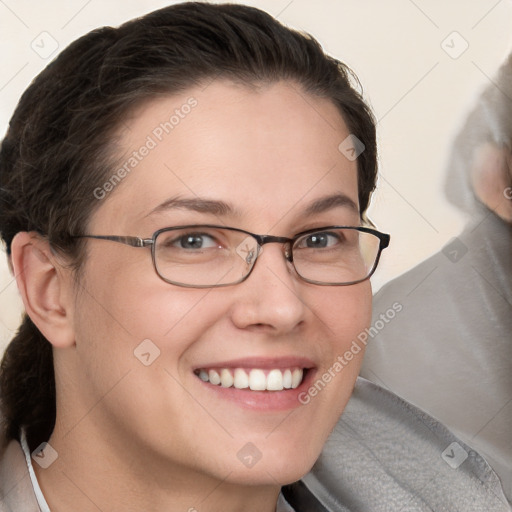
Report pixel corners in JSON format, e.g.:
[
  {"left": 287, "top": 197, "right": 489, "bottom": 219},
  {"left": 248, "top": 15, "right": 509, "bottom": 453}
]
[
  {"left": 292, "top": 283, "right": 371, "bottom": 412},
  {"left": 69, "top": 271, "right": 231, "bottom": 428},
  {"left": 314, "top": 280, "right": 372, "bottom": 346},
  {"left": 76, "top": 273, "right": 226, "bottom": 360},
  {"left": 307, "top": 281, "right": 372, "bottom": 404}
]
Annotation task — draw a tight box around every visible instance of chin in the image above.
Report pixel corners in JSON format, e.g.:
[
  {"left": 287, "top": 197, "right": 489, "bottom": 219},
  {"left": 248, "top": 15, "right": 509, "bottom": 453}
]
[{"left": 223, "top": 437, "right": 323, "bottom": 487}]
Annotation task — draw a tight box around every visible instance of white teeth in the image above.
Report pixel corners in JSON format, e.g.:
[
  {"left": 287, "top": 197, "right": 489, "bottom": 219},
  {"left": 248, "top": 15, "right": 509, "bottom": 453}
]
[
  {"left": 233, "top": 368, "right": 249, "bottom": 389},
  {"left": 220, "top": 369, "right": 234, "bottom": 388},
  {"left": 208, "top": 369, "right": 221, "bottom": 385},
  {"left": 197, "top": 367, "right": 305, "bottom": 391},
  {"left": 291, "top": 369, "right": 303, "bottom": 389},
  {"left": 267, "top": 369, "right": 284, "bottom": 391},
  {"left": 249, "top": 369, "right": 266, "bottom": 390},
  {"left": 283, "top": 369, "right": 292, "bottom": 389}
]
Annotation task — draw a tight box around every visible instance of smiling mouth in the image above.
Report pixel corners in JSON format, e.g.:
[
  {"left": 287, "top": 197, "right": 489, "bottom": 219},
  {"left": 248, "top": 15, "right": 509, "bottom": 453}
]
[{"left": 194, "top": 367, "right": 305, "bottom": 391}]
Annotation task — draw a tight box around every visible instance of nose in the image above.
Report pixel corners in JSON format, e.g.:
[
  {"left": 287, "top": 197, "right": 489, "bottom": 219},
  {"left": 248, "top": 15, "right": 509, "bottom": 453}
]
[{"left": 229, "top": 243, "right": 306, "bottom": 334}]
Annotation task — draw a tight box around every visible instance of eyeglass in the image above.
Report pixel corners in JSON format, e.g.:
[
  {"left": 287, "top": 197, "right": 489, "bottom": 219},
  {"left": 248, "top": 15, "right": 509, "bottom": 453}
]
[{"left": 74, "top": 225, "right": 390, "bottom": 288}]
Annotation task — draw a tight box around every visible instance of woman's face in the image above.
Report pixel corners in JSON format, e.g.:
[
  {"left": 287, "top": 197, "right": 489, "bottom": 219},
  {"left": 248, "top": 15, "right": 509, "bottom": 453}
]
[{"left": 61, "top": 80, "right": 372, "bottom": 487}]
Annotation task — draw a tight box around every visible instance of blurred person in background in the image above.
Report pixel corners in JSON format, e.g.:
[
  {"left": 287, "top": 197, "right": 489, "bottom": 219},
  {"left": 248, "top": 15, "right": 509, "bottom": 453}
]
[{"left": 362, "top": 52, "right": 512, "bottom": 503}]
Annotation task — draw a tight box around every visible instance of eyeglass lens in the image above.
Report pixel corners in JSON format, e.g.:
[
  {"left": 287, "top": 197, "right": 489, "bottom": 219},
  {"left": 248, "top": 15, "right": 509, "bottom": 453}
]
[{"left": 153, "top": 226, "right": 382, "bottom": 287}]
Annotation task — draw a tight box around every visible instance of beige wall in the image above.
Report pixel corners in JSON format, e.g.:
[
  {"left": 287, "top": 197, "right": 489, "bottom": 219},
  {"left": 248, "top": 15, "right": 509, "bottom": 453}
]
[{"left": 1, "top": 0, "right": 511, "bottom": 352}]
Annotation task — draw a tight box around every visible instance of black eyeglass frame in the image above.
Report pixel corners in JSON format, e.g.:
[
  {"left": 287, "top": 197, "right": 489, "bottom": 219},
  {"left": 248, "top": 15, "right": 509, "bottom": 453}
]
[{"left": 73, "top": 225, "right": 390, "bottom": 288}]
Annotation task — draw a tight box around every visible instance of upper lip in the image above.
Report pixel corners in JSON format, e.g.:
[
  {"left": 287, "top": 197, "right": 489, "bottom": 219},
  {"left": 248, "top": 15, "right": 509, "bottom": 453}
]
[{"left": 193, "top": 356, "right": 316, "bottom": 370}]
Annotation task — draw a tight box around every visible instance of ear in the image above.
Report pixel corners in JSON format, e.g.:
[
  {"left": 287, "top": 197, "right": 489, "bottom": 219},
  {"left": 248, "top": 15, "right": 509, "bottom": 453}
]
[
  {"left": 470, "top": 143, "right": 512, "bottom": 222},
  {"left": 10, "top": 232, "right": 75, "bottom": 348}
]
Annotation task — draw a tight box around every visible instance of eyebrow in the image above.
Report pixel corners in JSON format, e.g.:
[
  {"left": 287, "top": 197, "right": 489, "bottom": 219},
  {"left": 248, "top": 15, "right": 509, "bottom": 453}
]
[
  {"left": 147, "top": 193, "right": 359, "bottom": 219},
  {"left": 302, "top": 193, "right": 359, "bottom": 216},
  {"left": 147, "top": 196, "right": 239, "bottom": 217}
]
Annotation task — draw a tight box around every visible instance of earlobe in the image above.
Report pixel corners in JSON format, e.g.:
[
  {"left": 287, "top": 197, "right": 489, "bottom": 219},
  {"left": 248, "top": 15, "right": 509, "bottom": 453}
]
[{"left": 10, "top": 232, "right": 75, "bottom": 348}]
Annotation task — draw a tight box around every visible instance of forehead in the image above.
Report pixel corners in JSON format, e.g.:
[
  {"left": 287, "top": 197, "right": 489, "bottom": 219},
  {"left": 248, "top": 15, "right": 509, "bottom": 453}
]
[{"left": 92, "top": 80, "right": 359, "bottom": 232}]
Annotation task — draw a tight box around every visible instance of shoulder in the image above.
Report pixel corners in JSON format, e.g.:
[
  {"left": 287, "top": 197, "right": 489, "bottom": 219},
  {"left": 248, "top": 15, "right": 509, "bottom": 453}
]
[
  {"left": 301, "top": 378, "right": 511, "bottom": 511},
  {"left": 0, "top": 434, "right": 40, "bottom": 512}
]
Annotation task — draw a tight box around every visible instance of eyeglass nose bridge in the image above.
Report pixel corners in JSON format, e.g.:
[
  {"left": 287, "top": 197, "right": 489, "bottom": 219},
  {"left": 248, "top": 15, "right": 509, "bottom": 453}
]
[{"left": 251, "top": 234, "right": 295, "bottom": 263}]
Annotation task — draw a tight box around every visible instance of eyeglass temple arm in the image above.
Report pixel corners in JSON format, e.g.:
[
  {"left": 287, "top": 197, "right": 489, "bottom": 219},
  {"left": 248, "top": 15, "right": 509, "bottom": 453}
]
[{"left": 76, "top": 235, "right": 154, "bottom": 248}]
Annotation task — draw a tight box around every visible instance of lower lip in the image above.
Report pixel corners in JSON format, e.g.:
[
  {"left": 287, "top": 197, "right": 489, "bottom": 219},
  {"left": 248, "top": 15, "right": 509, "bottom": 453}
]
[{"left": 195, "top": 369, "right": 317, "bottom": 411}]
